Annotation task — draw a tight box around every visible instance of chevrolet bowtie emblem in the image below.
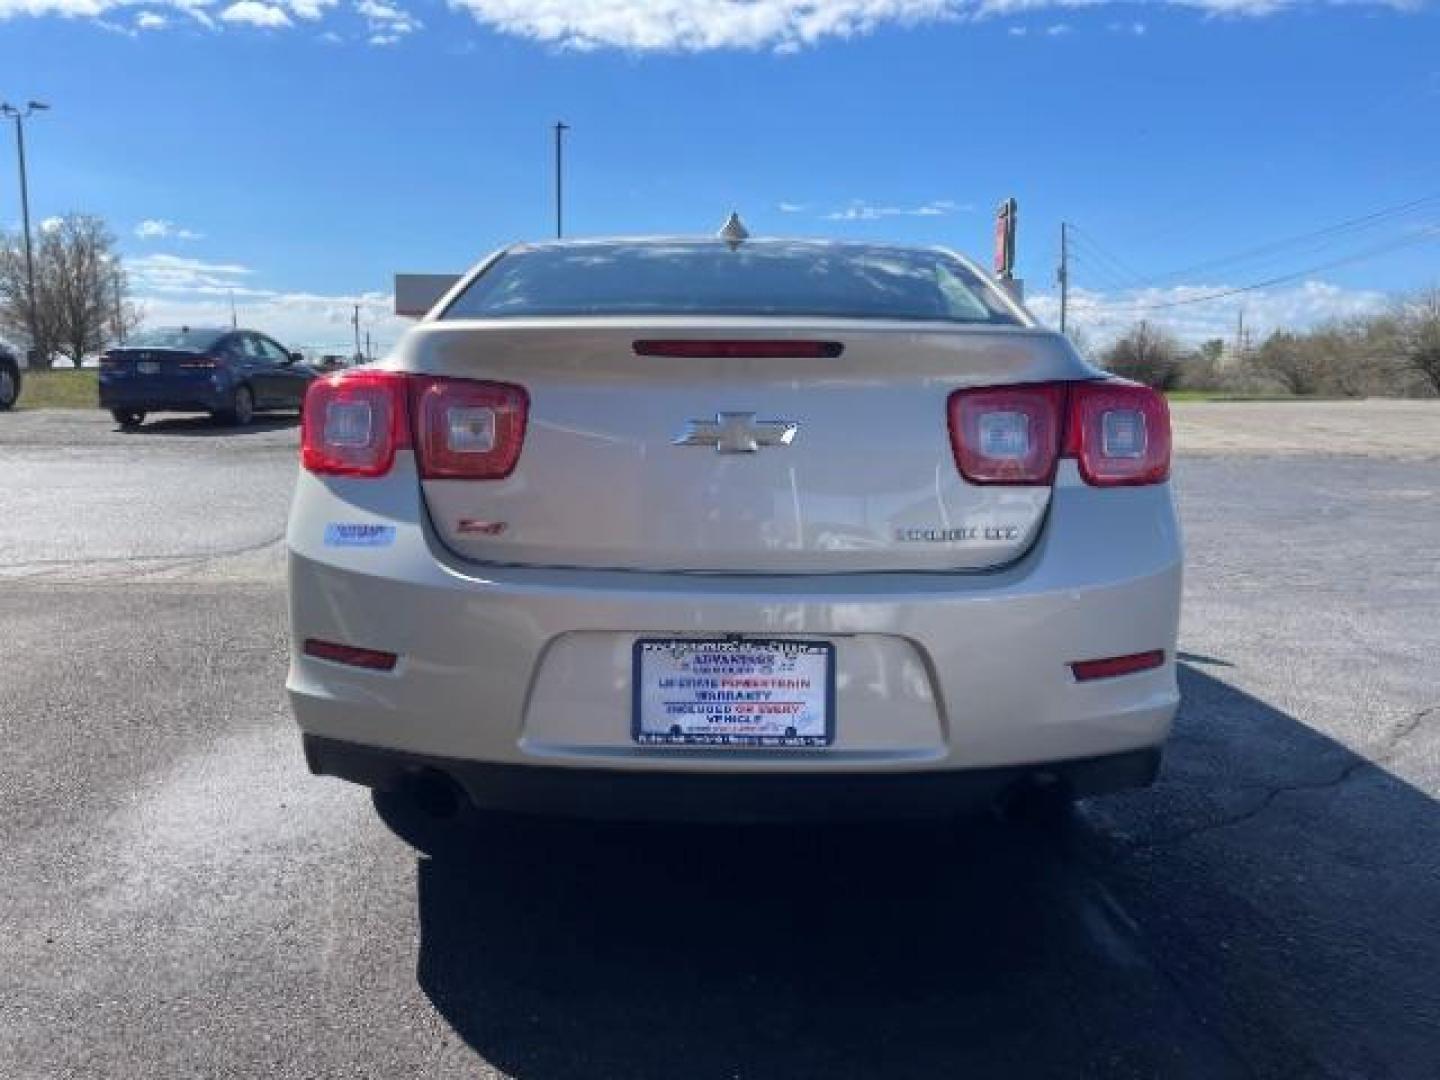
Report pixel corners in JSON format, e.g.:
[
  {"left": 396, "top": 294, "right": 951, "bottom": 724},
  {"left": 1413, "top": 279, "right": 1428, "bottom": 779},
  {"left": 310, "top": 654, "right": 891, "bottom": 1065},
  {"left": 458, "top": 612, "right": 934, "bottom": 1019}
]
[{"left": 673, "top": 412, "right": 800, "bottom": 454}]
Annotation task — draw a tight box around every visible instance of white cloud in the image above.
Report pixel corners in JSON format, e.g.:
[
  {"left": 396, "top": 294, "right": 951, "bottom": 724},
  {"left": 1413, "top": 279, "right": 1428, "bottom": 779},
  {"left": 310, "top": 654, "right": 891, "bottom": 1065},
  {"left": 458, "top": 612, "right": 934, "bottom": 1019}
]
[
  {"left": 356, "top": 0, "right": 419, "bottom": 40},
  {"left": 219, "top": 1, "right": 292, "bottom": 27},
  {"left": 824, "top": 198, "right": 968, "bottom": 221},
  {"left": 40, "top": 216, "right": 64, "bottom": 234},
  {"left": 135, "top": 219, "right": 205, "bottom": 242},
  {"left": 0, "top": 0, "right": 1418, "bottom": 47},
  {"left": 135, "top": 10, "right": 167, "bottom": 27},
  {"left": 437, "top": 0, "right": 1416, "bottom": 53},
  {"left": 128, "top": 253, "right": 254, "bottom": 294},
  {"left": 1008, "top": 24, "right": 1026, "bottom": 34},
  {"left": 287, "top": 0, "right": 335, "bottom": 18},
  {"left": 136, "top": 289, "right": 411, "bottom": 353},
  {"left": 777, "top": 201, "right": 808, "bottom": 213},
  {"left": 1026, "top": 280, "right": 1390, "bottom": 345},
  {"left": 125, "top": 253, "right": 412, "bottom": 356},
  {"left": 1045, "top": 21, "right": 1069, "bottom": 33}
]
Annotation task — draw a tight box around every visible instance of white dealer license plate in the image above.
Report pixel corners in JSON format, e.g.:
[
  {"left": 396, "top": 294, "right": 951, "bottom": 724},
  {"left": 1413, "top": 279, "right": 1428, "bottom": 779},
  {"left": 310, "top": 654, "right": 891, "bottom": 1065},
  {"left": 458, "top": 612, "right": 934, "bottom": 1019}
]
[{"left": 633, "top": 638, "right": 835, "bottom": 748}]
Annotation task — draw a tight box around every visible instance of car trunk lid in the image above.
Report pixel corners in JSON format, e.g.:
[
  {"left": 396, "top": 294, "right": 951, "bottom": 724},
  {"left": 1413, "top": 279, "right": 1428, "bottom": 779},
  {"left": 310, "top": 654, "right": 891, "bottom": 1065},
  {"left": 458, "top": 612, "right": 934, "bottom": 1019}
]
[{"left": 402, "top": 320, "right": 1094, "bottom": 574}]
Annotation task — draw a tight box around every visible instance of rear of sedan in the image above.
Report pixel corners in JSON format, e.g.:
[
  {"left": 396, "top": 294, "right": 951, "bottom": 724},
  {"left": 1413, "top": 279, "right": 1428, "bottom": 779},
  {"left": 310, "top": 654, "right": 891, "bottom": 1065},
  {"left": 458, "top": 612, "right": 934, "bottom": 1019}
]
[
  {"left": 287, "top": 238, "right": 1182, "bottom": 822},
  {"left": 98, "top": 327, "right": 236, "bottom": 425}
]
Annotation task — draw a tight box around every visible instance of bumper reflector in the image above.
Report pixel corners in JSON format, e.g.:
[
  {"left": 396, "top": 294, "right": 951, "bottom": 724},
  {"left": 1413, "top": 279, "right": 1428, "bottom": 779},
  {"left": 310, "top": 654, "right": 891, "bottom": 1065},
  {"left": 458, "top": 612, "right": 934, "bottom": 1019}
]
[
  {"left": 1070, "top": 650, "right": 1164, "bottom": 682},
  {"left": 303, "top": 638, "right": 398, "bottom": 672}
]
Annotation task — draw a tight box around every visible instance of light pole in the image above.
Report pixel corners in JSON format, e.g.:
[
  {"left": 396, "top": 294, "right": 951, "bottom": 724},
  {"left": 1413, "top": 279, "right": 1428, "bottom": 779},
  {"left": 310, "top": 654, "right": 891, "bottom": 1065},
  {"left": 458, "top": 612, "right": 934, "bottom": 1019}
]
[
  {"left": 1, "top": 100, "right": 49, "bottom": 362},
  {"left": 553, "top": 121, "right": 568, "bottom": 239}
]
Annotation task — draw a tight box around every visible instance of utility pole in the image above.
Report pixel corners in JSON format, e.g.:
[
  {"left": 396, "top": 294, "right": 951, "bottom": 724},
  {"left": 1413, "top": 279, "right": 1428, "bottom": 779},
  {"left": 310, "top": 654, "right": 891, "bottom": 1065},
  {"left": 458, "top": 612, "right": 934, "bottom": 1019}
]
[
  {"left": 1058, "top": 221, "right": 1070, "bottom": 335},
  {"left": 1, "top": 101, "right": 49, "bottom": 361},
  {"left": 553, "top": 121, "right": 569, "bottom": 239},
  {"left": 365, "top": 330, "right": 372, "bottom": 361},
  {"left": 1235, "top": 308, "right": 1245, "bottom": 366},
  {"left": 352, "top": 304, "right": 361, "bottom": 359},
  {"left": 229, "top": 288, "right": 238, "bottom": 329},
  {"left": 113, "top": 268, "right": 125, "bottom": 344}
]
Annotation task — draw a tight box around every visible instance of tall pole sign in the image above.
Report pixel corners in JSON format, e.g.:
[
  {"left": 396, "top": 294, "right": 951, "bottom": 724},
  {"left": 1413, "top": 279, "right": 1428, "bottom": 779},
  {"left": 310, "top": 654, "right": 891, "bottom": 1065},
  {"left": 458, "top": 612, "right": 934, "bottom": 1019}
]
[{"left": 994, "top": 197, "right": 1017, "bottom": 280}]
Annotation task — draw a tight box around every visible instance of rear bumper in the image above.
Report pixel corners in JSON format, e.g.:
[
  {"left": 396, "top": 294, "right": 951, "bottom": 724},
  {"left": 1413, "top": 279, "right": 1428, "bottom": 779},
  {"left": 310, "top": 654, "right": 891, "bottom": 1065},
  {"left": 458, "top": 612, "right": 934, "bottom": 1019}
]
[
  {"left": 304, "top": 733, "right": 1161, "bottom": 822},
  {"left": 99, "top": 377, "right": 231, "bottom": 412},
  {"left": 286, "top": 454, "right": 1183, "bottom": 806}
]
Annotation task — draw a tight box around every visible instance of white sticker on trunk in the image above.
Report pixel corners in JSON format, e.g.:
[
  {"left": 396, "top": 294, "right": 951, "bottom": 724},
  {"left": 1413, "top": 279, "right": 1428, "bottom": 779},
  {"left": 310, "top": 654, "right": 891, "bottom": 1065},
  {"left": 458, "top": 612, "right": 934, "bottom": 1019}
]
[{"left": 324, "top": 523, "right": 396, "bottom": 548}]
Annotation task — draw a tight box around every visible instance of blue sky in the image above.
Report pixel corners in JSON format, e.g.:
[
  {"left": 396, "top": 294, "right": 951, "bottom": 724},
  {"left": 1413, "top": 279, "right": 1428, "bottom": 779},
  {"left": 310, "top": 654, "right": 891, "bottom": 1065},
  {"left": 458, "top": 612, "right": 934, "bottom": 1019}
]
[{"left": 1, "top": 0, "right": 1437, "bottom": 350}]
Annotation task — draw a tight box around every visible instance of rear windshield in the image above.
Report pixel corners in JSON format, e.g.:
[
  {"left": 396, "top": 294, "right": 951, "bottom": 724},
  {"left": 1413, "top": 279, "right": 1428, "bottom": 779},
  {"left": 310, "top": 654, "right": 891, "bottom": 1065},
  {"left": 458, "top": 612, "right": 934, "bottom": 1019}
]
[
  {"left": 442, "top": 241, "right": 1020, "bottom": 324},
  {"left": 126, "top": 327, "right": 227, "bottom": 350}
]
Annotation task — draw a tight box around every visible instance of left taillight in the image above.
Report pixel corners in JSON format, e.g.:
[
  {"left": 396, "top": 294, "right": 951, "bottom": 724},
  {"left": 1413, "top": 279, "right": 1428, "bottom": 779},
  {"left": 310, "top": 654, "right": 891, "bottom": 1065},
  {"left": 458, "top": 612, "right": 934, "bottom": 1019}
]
[
  {"left": 947, "top": 383, "right": 1067, "bottom": 485},
  {"left": 301, "top": 370, "right": 412, "bottom": 477}
]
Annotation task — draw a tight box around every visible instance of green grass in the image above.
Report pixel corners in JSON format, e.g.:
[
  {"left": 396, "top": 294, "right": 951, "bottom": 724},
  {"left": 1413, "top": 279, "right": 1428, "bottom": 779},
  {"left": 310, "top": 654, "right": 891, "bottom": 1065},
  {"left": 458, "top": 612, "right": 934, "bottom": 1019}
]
[
  {"left": 1165, "top": 390, "right": 1311, "bottom": 402},
  {"left": 16, "top": 368, "right": 98, "bottom": 409}
]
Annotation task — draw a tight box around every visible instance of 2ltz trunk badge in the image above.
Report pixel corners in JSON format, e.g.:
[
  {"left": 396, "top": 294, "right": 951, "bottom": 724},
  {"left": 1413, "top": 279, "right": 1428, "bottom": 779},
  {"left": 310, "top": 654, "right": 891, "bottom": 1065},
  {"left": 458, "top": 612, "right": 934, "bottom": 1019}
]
[{"left": 674, "top": 412, "right": 800, "bottom": 454}]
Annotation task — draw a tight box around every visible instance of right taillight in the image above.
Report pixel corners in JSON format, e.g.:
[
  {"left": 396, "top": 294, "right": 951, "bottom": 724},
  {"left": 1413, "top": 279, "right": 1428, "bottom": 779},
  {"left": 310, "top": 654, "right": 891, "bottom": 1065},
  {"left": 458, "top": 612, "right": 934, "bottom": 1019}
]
[
  {"left": 301, "top": 370, "right": 412, "bottom": 477},
  {"left": 1064, "top": 381, "right": 1171, "bottom": 487},
  {"left": 948, "top": 380, "right": 1170, "bottom": 489}
]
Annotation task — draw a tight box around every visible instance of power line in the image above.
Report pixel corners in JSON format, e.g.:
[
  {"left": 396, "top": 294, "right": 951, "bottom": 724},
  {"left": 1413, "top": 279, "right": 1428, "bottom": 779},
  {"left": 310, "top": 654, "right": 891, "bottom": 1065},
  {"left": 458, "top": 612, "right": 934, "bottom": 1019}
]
[
  {"left": 1072, "top": 191, "right": 1440, "bottom": 294},
  {"left": 1068, "top": 227, "right": 1152, "bottom": 291},
  {"left": 1148, "top": 192, "right": 1440, "bottom": 286},
  {"left": 1099, "top": 222, "right": 1440, "bottom": 314},
  {"left": 1068, "top": 247, "right": 1146, "bottom": 295},
  {"left": 1068, "top": 253, "right": 1136, "bottom": 296}
]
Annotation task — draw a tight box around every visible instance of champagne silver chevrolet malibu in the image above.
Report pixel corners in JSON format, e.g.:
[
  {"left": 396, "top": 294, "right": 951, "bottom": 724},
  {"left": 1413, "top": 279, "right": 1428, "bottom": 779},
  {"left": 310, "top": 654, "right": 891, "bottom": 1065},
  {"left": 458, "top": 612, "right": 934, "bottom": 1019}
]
[{"left": 287, "top": 235, "right": 1182, "bottom": 822}]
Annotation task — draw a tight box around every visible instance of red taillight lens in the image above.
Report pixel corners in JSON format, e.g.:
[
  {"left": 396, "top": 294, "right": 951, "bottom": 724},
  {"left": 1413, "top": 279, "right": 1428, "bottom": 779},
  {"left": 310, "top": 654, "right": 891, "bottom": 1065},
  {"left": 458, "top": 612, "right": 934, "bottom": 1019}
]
[
  {"left": 947, "top": 383, "right": 1066, "bottom": 485},
  {"left": 1071, "top": 650, "right": 1165, "bottom": 681},
  {"left": 1064, "top": 381, "right": 1171, "bottom": 487},
  {"left": 633, "top": 340, "right": 843, "bottom": 358},
  {"left": 411, "top": 376, "right": 528, "bottom": 480},
  {"left": 301, "top": 370, "right": 412, "bottom": 477},
  {"left": 303, "top": 638, "right": 398, "bottom": 671},
  {"left": 947, "top": 380, "right": 1170, "bottom": 488}
]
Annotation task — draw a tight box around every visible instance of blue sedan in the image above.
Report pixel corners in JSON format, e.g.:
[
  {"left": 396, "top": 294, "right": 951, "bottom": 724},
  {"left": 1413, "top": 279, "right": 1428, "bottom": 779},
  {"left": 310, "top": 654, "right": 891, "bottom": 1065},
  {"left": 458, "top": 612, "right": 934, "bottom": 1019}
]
[{"left": 98, "top": 326, "right": 319, "bottom": 428}]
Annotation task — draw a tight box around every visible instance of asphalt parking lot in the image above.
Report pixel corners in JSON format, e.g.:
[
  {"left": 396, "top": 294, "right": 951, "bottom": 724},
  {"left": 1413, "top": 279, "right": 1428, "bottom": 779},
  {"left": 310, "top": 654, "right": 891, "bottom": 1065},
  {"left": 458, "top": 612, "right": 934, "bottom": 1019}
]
[{"left": 2, "top": 407, "right": 1437, "bottom": 1079}]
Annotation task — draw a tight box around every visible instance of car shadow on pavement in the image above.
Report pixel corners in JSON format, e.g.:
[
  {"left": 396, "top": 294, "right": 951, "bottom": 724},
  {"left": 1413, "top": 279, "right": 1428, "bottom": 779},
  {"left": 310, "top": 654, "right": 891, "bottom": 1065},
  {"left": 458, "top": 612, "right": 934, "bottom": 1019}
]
[
  {"left": 115, "top": 415, "right": 299, "bottom": 436},
  {"left": 378, "top": 664, "right": 1438, "bottom": 1079}
]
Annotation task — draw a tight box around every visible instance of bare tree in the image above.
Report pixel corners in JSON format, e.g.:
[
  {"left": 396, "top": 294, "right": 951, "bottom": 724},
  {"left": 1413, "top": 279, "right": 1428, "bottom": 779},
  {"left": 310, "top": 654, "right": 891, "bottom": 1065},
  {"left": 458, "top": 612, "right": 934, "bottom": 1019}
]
[
  {"left": 1099, "top": 322, "right": 1184, "bottom": 390},
  {"left": 0, "top": 234, "right": 58, "bottom": 367},
  {"left": 1395, "top": 288, "right": 1440, "bottom": 395},
  {"left": 0, "top": 214, "right": 139, "bottom": 368},
  {"left": 1063, "top": 324, "right": 1095, "bottom": 362},
  {"left": 1253, "top": 331, "right": 1328, "bottom": 396}
]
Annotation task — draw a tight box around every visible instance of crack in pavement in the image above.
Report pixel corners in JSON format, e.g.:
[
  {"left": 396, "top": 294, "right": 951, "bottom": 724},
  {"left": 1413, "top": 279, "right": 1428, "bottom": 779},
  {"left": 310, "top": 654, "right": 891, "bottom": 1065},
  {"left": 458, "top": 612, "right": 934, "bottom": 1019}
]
[
  {"left": 0, "top": 532, "right": 288, "bottom": 583},
  {"left": 1129, "top": 705, "right": 1437, "bottom": 849}
]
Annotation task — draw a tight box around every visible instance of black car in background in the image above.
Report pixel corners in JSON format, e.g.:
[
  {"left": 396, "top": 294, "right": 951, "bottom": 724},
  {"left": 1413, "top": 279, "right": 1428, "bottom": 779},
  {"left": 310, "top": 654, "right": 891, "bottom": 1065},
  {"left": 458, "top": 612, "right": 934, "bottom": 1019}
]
[
  {"left": 98, "top": 326, "right": 317, "bottom": 428},
  {"left": 0, "top": 343, "right": 19, "bottom": 411}
]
